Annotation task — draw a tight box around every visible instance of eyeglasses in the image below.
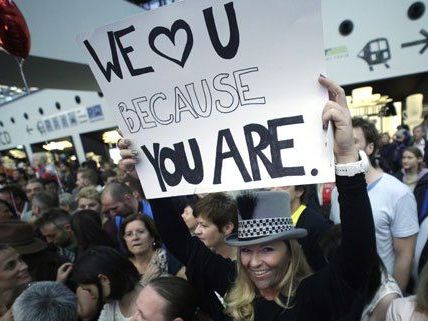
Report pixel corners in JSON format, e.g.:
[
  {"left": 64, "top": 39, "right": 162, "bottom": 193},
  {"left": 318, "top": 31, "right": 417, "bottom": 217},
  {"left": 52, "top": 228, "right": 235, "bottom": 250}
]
[{"left": 124, "top": 229, "right": 146, "bottom": 239}]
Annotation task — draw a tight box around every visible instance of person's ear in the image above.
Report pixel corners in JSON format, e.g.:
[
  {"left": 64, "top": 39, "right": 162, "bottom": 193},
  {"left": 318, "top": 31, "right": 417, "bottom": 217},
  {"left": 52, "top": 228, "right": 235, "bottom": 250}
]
[
  {"left": 124, "top": 193, "right": 134, "bottom": 201},
  {"left": 63, "top": 223, "right": 72, "bottom": 232},
  {"left": 295, "top": 188, "right": 304, "bottom": 199},
  {"left": 222, "top": 222, "right": 234, "bottom": 236},
  {"left": 365, "top": 142, "right": 374, "bottom": 157}
]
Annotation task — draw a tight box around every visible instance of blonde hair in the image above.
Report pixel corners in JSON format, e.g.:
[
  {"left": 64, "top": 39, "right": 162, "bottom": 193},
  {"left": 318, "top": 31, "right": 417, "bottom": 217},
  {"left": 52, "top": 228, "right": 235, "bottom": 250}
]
[
  {"left": 225, "top": 239, "right": 312, "bottom": 321},
  {"left": 76, "top": 186, "right": 100, "bottom": 203},
  {"left": 415, "top": 263, "right": 428, "bottom": 315}
]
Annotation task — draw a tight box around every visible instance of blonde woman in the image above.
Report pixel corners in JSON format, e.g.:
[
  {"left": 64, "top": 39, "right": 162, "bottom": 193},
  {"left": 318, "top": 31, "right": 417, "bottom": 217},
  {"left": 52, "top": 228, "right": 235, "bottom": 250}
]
[
  {"left": 76, "top": 186, "right": 102, "bottom": 214},
  {"left": 119, "top": 77, "right": 377, "bottom": 321}
]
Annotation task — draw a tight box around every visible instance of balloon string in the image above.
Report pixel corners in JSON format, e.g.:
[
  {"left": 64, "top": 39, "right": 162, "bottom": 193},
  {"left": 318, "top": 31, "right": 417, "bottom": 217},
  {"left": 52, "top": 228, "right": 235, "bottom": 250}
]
[{"left": 16, "top": 57, "right": 29, "bottom": 94}]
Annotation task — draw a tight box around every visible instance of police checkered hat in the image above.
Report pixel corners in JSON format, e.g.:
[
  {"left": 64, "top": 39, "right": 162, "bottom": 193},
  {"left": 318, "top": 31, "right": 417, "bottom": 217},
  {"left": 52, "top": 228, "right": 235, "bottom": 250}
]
[{"left": 225, "top": 191, "right": 307, "bottom": 247}]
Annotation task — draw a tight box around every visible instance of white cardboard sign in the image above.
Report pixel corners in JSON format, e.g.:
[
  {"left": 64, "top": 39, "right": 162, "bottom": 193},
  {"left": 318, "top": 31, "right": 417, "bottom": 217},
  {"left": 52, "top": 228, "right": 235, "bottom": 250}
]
[{"left": 78, "top": 0, "right": 334, "bottom": 198}]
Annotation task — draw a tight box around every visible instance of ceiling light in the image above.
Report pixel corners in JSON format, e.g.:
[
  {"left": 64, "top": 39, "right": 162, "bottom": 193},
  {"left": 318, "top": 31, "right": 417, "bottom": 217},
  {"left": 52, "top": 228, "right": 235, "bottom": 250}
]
[
  {"left": 102, "top": 129, "right": 121, "bottom": 144},
  {"left": 9, "top": 149, "right": 27, "bottom": 159},
  {"left": 43, "top": 141, "right": 73, "bottom": 151}
]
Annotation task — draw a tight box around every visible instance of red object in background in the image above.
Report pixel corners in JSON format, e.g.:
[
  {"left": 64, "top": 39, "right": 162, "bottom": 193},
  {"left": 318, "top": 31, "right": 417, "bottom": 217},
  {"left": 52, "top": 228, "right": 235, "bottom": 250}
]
[
  {"left": 0, "top": 0, "right": 30, "bottom": 59},
  {"left": 322, "top": 183, "right": 335, "bottom": 205}
]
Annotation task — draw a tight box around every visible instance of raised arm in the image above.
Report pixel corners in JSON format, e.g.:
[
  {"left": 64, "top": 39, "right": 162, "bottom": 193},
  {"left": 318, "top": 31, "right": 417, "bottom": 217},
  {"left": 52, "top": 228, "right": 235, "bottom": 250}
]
[{"left": 319, "top": 76, "right": 376, "bottom": 288}]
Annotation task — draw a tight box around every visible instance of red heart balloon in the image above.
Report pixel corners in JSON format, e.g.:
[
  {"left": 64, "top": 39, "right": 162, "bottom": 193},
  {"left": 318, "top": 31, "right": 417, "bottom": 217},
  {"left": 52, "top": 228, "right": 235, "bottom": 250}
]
[{"left": 0, "top": 0, "right": 30, "bottom": 59}]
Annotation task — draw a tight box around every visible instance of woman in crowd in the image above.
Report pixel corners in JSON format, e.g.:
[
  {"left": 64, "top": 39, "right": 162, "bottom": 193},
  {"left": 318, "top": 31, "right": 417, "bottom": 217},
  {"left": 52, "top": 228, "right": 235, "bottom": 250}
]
[
  {"left": 70, "top": 246, "right": 142, "bottom": 321},
  {"left": 133, "top": 276, "right": 210, "bottom": 321},
  {"left": 395, "top": 146, "right": 428, "bottom": 223},
  {"left": 120, "top": 214, "right": 168, "bottom": 285},
  {"left": 76, "top": 186, "right": 102, "bottom": 215},
  {"left": 119, "top": 76, "right": 377, "bottom": 321},
  {"left": 386, "top": 263, "right": 428, "bottom": 321},
  {"left": 71, "top": 210, "right": 116, "bottom": 258},
  {"left": 0, "top": 245, "right": 32, "bottom": 321}
]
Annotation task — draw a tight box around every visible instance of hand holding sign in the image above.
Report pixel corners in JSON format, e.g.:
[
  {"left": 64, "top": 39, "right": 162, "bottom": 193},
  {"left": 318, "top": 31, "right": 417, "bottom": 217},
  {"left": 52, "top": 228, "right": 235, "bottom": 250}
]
[{"left": 319, "top": 76, "right": 358, "bottom": 164}]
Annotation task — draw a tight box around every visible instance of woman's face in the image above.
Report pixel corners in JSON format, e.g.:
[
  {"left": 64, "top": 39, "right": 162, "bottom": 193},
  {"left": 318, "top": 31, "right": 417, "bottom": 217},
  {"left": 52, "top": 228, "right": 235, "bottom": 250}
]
[
  {"left": 0, "top": 248, "right": 31, "bottom": 291},
  {"left": 239, "top": 241, "right": 290, "bottom": 291},
  {"left": 402, "top": 151, "right": 421, "bottom": 171},
  {"left": 124, "top": 220, "right": 154, "bottom": 256},
  {"left": 194, "top": 216, "right": 225, "bottom": 249},
  {"left": 78, "top": 197, "right": 101, "bottom": 213}
]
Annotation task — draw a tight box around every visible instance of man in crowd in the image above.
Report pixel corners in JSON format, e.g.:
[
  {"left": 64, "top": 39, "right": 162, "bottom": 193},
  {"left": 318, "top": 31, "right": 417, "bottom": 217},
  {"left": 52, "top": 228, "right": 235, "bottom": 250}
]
[
  {"left": 330, "top": 117, "right": 419, "bottom": 291},
  {"left": 25, "top": 179, "right": 44, "bottom": 203},
  {"left": 21, "top": 179, "right": 45, "bottom": 221},
  {"left": 413, "top": 124, "right": 428, "bottom": 165},
  {"left": 31, "top": 191, "right": 59, "bottom": 222},
  {"left": 36, "top": 209, "right": 77, "bottom": 262},
  {"left": 75, "top": 168, "right": 101, "bottom": 193},
  {"left": 101, "top": 182, "right": 140, "bottom": 243}
]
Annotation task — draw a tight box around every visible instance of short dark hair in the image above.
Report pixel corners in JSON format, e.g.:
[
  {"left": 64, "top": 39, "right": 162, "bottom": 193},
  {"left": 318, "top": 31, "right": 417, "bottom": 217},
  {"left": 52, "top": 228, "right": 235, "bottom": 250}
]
[
  {"left": 100, "top": 170, "right": 117, "bottom": 184},
  {"left": 193, "top": 193, "right": 238, "bottom": 232},
  {"left": 36, "top": 208, "right": 70, "bottom": 229},
  {"left": 352, "top": 117, "right": 379, "bottom": 166},
  {"left": 70, "top": 246, "right": 140, "bottom": 303},
  {"left": 120, "top": 214, "right": 162, "bottom": 255},
  {"left": 33, "top": 191, "right": 59, "bottom": 212},
  {"left": 78, "top": 168, "right": 98, "bottom": 186},
  {"left": 148, "top": 277, "right": 207, "bottom": 321}
]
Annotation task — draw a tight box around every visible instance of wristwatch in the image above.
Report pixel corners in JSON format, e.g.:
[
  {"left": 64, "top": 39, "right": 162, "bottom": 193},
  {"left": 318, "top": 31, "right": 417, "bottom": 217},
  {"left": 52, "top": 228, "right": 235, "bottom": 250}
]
[{"left": 335, "top": 150, "right": 369, "bottom": 176}]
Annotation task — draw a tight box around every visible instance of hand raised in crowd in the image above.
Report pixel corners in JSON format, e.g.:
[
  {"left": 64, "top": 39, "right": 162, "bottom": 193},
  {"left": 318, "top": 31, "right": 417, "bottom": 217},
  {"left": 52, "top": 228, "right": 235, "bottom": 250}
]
[
  {"left": 118, "top": 138, "right": 139, "bottom": 168},
  {"left": 56, "top": 262, "right": 73, "bottom": 283},
  {"left": 318, "top": 76, "right": 358, "bottom": 164}
]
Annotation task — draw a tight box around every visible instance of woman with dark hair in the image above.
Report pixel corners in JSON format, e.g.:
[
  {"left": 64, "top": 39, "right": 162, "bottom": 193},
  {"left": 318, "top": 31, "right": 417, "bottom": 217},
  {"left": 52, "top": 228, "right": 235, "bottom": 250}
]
[
  {"left": 71, "top": 210, "right": 116, "bottom": 257},
  {"left": 120, "top": 214, "right": 168, "bottom": 285},
  {"left": 133, "top": 276, "right": 210, "bottom": 321},
  {"left": 70, "top": 246, "right": 142, "bottom": 321}
]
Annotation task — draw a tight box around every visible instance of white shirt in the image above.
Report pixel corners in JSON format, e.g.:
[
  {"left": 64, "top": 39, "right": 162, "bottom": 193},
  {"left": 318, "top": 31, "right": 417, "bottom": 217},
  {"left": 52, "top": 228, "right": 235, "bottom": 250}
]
[
  {"left": 98, "top": 301, "right": 132, "bottom": 321},
  {"left": 330, "top": 173, "right": 419, "bottom": 274}
]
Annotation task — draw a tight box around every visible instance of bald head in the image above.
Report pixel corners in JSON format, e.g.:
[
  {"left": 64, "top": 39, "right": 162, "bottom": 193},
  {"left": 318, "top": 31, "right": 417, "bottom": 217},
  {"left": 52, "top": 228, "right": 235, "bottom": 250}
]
[{"left": 101, "top": 182, "right": 138, "bottom": 219}]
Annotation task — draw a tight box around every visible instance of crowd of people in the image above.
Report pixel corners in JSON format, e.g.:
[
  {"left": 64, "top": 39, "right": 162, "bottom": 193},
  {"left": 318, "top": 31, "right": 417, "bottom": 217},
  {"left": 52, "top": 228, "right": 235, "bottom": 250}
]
[{"left": 0, "top": 77, "right": 427, "bottom": 321}]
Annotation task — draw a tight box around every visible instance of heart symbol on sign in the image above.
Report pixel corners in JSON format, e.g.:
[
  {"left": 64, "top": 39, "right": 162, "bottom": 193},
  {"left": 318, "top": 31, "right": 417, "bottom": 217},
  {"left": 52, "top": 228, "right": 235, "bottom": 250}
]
[{"left": 149, "top": 19, "right": 194, "bottom": 68}]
